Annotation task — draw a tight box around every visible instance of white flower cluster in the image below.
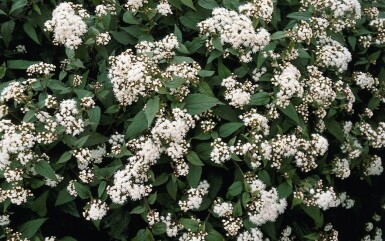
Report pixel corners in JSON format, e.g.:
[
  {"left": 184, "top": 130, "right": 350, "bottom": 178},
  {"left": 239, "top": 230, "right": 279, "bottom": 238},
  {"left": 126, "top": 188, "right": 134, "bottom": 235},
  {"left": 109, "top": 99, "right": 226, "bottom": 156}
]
[
  {"left": 26, "top": 62, "right": 56, "bottom": 76},
  {"left": 0, "top": 215, "right": 10, "bottom": 226},
  {"left": 83, "top": 199, "right": 109, "bottom": 221},
  {"left": 109, "top": 108, "right": 195, "bottom": 204},
  {"left": 160, "top": 213, "right": 180, "bottom": 237},
  {"left": 238, "top": 0, "right": 274, "bottom": 22},
  {"left": 363, "top": 155, "right": 384, "bottom": 176},
  {"left": 157, "top": 0, "right": 172, "bottom": 16},
  {"left": 95, "top": 33, "right": 111, "bottom": 45},
  {"left": 125, "top": 0, "right": 148, "bottom": 12},
  {"left": 152, "top": 108, "right": 195, "bottom": 176},
  {"left": 316, "top": 37, "right": 352, "bottom": 72},
  {"left": 305, "top": 66, "right": 336, "bottom": 108},
  {"left": 332, "top": 157, "right": 351, "bottom": 179},
  {"left": 179, "top": 230, "right": 207, "bottom": 241},
  {"left": 45, "top": 174, "right": 64, "bottom": 187},
  {"left": 74, "top": 145, "right": 106, "bottom": 170},
  {"left": 108, "top": 35, "right": 178, "bottom": 106},
  {"left": 221, "top": 75, "right": 256, "bottom": 108},
  {"left": 353, "top": 72, "right": 379, "bottom": 92},
  {"left": 44, "top": 2, "right": 88, "bottom": 49},
  {"left": 179, "top": 180, "right": 210, "bottom": 212},
  {"left": 273, "top": 64, "right": 303, "bottom": 108},
  {"left": 237, "top": 228, "right": 264, "bottom": 241},
  {"left": 1, "top": 186, "right": 33, "bottom": 205},
  {"left": 210, "top": 138, "right": 231, "bottom": 164},
  {"left": 301, "top": 0, "right": 361, "bottom": 31},
  {"left": 16, "top": 45, "right": 27, "bottom": 53},
  {"left": 248, "top": 187, "right": 287, "bottom": 226},
  {"left": 359, "top": 122, "right": 385, "bottom": 149},
  {"left": 0, "top": 121, "right": 36, "bottom": 170},
  {"left": 0, "top": 82, "right": 26, "bottom": 104},
  {"left": 294, "top": 180, "right": 340, "bottom": 211},
  {"left": 136, "top": 34, "right": 178, "bottom": 63},
  {"left": 108, "top": 132, "right": 125, "bottom": 155},
  {"left": 213, "top": 199, "right": 243, "bottom": 236},
  {"left": 163, "top": 62, "right": 201, "bottom": 102},
  {"left": 339, "top": 192, "right": 355, "bottom": 209},
  {"left": 240, "top": 109, "right": 269, "bottom": 136},
  {"left": 287, "top": 20, "right": 313, "bottom": 43},
  {"left": 55, "top": 99, "right": 84, "bottom": 136},
  {"left": 108, "top": 137, "right": 161, "bottom": 204},
  {"left": 198, "top": 8, "right": 270, "bottom": 62},
  {"left": 295, "top": 134, "right": 329, "bottom": 172},
  {"left": 95, "top": 0, "right": 117, "bottom": 17}
]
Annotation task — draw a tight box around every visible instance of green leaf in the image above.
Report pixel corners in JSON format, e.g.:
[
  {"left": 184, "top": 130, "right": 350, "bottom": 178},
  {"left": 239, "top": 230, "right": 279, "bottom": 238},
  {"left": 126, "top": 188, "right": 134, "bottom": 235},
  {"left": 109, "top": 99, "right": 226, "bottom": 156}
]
[
  {"left": 1, "top": 20, "right": 15, "bottom": 48},
  {"left": 302, "top": 206, "right": 323, "bottom": 228},
  {"left": 0, "top": 63, "right": 5, "bottom": 79},
  {"left": 126, "top": 111, "right": 148, "bottom": 138},
  {"left": 287, "top": 11, "right": 312, "bottom": 20},
  {"left": 324, "top": 118, "right": 344, "bottom": 143},
  {"left": 212, "top": 36, "right": 223, "bottom": 52},
  {"left": 31, "top": 191, "right": 49, "bottom": 217},
  {"left": 10, "top": 0, "right": 27, "bottom": 13},
  {"left": 55, "top": 188, "right": 75, "bottom": 206},
  {"left": 261, "top": 222, "right": 276, "bottom": 240},
  {"left": 185, "top": 94, "right": 222, "bottom": 115},
  {"left": 181, "top": 0, "right": 196, "bottom": 10},
  {"left": 205, "top": 229, "right": 225, "bottom": 241},
  {"left": 123, "top": 11, "right": 139, "bottom": 24},
  {"left": 151, "top": 222, "right": 166, "bottom": 235},
  {"left": 187, "top": 164, "right": 202, "bottom": 187},
  {"left": 179, "top": 218, "right": 199, "bottom": 232},
  {"left": 228, "top": 181, "right": 243, "bottom": 196},
  {"left": 165, "top": 76, "right": 187, "bottom": 89},
  {"left": 34, "top": 160, "right": 57, "bottom": 181},
  {"left": 186, "top": 151, "right": 204, "bottom": 166},
  {"left": 166, "top": 179, "right": 177, "bottom": 200},
  {"left": 23, "top": 22, "right": 40, "bottom": 44},
  {"left": 19, "top": 218, "right": 48, "bottom": 239},
  {"left": 7, "top": 59, "right": 39, "bottom": 69},
  {"left": 277, "top": 182, "right": 293, "bottom": 198},
  {"left": 74, "top": 182, "right": 90, "bottom": 199},
  {"left": 219, "top": 122, "right": 243, "bottom": 138},
  {"left": 271, "top": 31, "right": 286, "bottom": 40},
  {"left": 198, "top": 0, "right": 219, "bottom": 9},
  {"left": 278, "top": 103, "right": 301, "bottom": 126},
  {"left": 198, "top": 70, "right": 215, "bottom": 77},
  {"left": 130, "top": 205, "right": 146, "bottom": 214},
  {"left": 98, "top": 181, "right": 107, "bottom": 198},
  {"left": 57, "top": 151, "right": 72, "bottom": 163},
  {"left": 74, "top": 135, "right": 90, "bottom": 148},
  {"left": 87, "top": 107, "right": 101, "bottom": 131}
]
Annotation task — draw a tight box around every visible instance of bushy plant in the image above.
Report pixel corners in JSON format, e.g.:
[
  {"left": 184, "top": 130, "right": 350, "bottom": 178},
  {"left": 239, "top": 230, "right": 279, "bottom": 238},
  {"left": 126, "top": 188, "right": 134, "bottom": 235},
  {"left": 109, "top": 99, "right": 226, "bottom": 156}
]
[{"left": 0, "top": 0, "right": 385, "bottom": 240}]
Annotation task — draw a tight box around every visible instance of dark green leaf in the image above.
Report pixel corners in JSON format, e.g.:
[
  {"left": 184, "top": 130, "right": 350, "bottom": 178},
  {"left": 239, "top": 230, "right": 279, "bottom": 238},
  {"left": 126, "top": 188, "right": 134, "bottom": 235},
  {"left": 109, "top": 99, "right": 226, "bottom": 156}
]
[
  {"left": 23, "top": 22, "right": 40, "bottom": 44},
  {"left": 198, "top": 0, "right": 219, "bottom": 9},
  {"left": 19, "top": 218, "right": 48, "bottom": 239},
  {"left": 185, "top": 94, "right": 222, "bottom": 115},
  {"left": 186, "top": 151, "right": 204, "bottom": 166},
  {"left": 34, "top": 160, "right": 57, "bottom": 181},
  {"left": 126, "top": 111, "right": 148, "bottom": 138},
  {"left": 228, "top": 181, "right": 243, "bottom": 196},
  {"left": 219, "top": 122, "right": 243, "bottom": 138},
  {"left": 187, "top": 164, "right": 202, "bottom": 187},
  {"left": 1, "top": 20, "right": 15, "bottom": 47},
  {"left": 179, "top": 218, "right": 199, "bottom": 232}
]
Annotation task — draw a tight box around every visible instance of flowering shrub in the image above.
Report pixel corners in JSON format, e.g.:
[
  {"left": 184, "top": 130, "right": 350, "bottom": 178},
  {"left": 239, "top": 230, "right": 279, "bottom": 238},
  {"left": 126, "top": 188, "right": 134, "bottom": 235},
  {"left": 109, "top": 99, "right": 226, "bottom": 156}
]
[{"left": 0, "top": 0, "right": 385, "bottom": 240}]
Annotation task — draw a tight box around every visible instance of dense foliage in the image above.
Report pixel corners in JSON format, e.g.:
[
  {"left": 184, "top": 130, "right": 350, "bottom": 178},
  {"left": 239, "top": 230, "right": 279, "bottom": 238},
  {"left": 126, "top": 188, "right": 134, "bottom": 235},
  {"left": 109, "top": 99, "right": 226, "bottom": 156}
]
[{"left": 0, "top": 0, "right": 385, "bottom": 240}]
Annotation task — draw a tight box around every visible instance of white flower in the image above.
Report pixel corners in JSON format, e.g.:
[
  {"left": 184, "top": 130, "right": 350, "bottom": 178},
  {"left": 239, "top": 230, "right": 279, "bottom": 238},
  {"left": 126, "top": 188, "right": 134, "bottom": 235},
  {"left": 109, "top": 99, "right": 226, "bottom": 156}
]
[
  {"left": 83, "top": 199, "right": 109, "bottom": 221},
  {"left": 44, "top": 2, "right": 88, "bottom": 49}
]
